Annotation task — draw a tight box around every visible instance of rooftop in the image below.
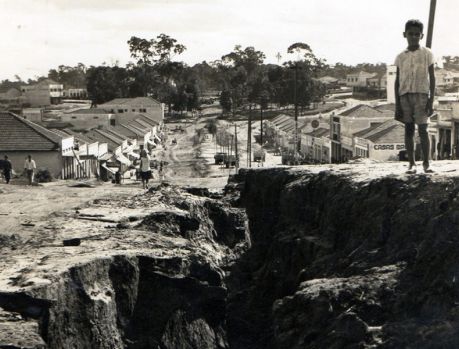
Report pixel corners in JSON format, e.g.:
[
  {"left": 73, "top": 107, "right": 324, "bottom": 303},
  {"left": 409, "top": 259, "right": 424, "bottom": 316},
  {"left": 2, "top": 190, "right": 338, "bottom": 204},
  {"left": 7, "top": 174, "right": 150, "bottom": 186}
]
[
  {"left": 100, "top": 97, "right": 162, "bottom": 107},
  {"left": 340, "top": 104, "right": 393, "bottom": 119},
  {"left": 0, "top": 112, "right": 64, "bottom": 151}
]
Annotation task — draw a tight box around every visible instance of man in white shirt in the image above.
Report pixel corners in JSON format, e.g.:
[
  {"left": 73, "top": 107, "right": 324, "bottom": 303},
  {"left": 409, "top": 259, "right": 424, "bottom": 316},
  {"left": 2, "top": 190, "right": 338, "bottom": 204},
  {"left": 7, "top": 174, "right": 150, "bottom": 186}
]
[{"left": 24, "top": 155, "right": 36, "bottom": 185}]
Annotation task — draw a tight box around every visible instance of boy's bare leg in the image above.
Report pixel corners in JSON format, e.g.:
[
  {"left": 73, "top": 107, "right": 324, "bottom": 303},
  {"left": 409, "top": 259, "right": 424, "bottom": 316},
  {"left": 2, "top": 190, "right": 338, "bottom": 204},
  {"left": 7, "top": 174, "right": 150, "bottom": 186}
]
[
  {"left": 418, "top": 124, "right": 433, "bottom": 173},
  {"left": 405, "top": 123, "right": 416, "bottom": 173}
]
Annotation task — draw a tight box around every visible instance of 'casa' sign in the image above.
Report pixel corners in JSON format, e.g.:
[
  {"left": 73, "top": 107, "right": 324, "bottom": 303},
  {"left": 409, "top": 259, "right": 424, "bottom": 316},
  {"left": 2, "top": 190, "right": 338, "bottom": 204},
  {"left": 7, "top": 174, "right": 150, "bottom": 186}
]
[{"left": 373, "top": 144, "right": 405, "bottom": 150}]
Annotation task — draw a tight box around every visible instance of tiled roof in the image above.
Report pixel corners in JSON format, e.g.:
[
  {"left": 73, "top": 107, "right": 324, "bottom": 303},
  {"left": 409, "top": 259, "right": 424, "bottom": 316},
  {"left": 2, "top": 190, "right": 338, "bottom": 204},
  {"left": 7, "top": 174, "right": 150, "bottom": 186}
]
[
  {"left": 353, "top": 123, "right": 383, "bottom": 137},
  {"left": 308, "top": 127, "right": 330, "bottom": 137},
  {"left": 140, "top": 112, "right": 162, "bottom": 124},
  {"left": 319, "top": 76, "right": 338, "bottom": 83},
  {"left": 85, "top": 130, "right": 118, "bottom": 151},
  {"left": 108, "top": 125, "right": 139, "bottom": 138},
  {"left": 366, "top": 123, "right": 404, "bottom": 143},
  {"left": 120, "top": 124, "right": 145, "bottom": 137},
  {"left": 100, "top": 97, "right": 162, "bottom": 107},
  {"left": 65, "top": 108, "right": 110, "bottom": 115},
  {"left": 340, "top": 104, "right": 391, "bottom": 118},
  {"left": 105, "top": 128, "right": 131, "bottom": 141},
  {"left": 62, "top": 129, "right": 96, "bottom": 144},
  {"left": 94, "top": 129, "right": 124, "bottom": 145},
  {"left": 375, "top": 104, "right": 396, "bottom": 112},
  {"left": 135, "top": 114, "right": 160, "bottom": 126},
  {"left": 128, "top": 121, "right": 149, "bottom": 133},
  {"left": 50, "top": 128, "right": 72, "bottom": 138},
  {"left": 133, "top": 118, "right": 153, "bottom": 129},
  {"left": 0, "top": 112, "right": 63, "bottom": 151},
  {"left": 271, "top": 114, "right": 292, "bottom": 125}
]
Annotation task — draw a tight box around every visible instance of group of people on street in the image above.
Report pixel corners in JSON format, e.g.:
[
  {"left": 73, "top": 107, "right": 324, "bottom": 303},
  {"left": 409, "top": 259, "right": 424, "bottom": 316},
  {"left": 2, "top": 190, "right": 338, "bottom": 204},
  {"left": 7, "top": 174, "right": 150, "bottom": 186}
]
[{"left": 1, "top": 155, "right": 36, "bottom": 185}]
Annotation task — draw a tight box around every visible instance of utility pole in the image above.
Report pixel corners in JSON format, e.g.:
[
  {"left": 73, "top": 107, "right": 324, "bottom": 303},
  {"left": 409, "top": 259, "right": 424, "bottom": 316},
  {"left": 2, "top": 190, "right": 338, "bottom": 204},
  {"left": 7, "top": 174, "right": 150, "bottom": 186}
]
[
  {"left": 234, "top": 122, "right": 238, "bottom": 170},
  {"left": 260, "top": 102, "right": 264, "bottom": 146},
  {"left": 294, "top": 63, "right": 299, "bottom": 160},
  {"left": 248, "top": 104, "right": 252, "bottom": 168},
  {"left": 231, "top": 92, "right": 239, "bottom": 170},
  {"left": 426, "top": 0, "right": 437, "bottom": 49}
]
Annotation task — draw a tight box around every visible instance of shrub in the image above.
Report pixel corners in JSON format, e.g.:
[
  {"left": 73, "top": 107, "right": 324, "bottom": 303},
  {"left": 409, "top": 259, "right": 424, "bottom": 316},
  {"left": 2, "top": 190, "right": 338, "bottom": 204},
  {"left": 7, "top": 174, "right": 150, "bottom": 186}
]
[{"left": 35, "top": 169, "right": 54, "bottom": 183}]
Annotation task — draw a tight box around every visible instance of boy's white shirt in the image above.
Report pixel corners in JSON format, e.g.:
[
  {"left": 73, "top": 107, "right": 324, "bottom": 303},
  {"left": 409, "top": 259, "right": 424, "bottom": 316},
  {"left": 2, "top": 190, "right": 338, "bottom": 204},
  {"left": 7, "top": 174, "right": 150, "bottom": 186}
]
[
  {"left": 140, "top": 155, "right": 150, "bottom": 172},
  {"left": 394, "top": 46, "right": 434, "bottom": 96}
]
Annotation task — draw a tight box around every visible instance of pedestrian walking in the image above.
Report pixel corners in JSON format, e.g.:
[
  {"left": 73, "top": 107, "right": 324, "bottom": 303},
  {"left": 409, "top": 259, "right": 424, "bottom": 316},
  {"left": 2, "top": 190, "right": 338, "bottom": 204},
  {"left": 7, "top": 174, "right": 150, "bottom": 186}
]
[
  {"left": 24, "top": 155, "right": 36, "bottom": 185},
  {"left": 3, "top": 155, "right": 12, "bottom": 184},
  {"left": 159, "top": 160, "right": 164, "bottom": 181},
  {"left": 139, "top": 149, "right": 151, "bottom": 189}
]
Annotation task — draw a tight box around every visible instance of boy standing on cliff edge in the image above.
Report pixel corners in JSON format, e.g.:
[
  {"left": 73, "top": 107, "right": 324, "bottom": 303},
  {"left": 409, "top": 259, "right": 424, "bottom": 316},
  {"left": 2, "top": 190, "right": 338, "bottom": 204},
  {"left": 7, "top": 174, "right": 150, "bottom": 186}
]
[{"left": 395, "top": 19, "right": 435, "bottom": 174}]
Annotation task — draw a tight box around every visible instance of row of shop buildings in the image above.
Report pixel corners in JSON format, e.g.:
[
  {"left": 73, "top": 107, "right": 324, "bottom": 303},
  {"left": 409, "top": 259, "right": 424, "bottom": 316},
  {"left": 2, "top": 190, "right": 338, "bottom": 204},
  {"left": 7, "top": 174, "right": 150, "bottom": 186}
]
[
  {"left": 0, "top": 97, "right": 165, "bottom": 181},
  {"left": 264, "top": 98, "right": 459, "bottom": 164}
]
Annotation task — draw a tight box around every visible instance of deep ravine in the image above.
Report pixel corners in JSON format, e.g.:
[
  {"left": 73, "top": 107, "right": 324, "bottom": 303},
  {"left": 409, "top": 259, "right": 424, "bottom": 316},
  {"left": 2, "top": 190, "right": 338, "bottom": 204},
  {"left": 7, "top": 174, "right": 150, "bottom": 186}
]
[{"left": 3, "top": 168, "right": 459, "bottom": 348}]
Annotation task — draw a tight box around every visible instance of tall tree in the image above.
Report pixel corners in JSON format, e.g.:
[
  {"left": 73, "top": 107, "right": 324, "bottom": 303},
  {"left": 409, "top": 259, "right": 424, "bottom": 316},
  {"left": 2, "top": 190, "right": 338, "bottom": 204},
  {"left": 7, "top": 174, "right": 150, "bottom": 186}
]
[
  {"left": 127, "top": 34, "right": 187, "bottom": 111},
  {"left": 86, "top": 65, "right": 130, "bottom": 105},
  {"left": 217, "top": 45, "right": 266, "bottom": 113},
  {"left": 48, "top": 63, "right": 87, "bottom": 88}
]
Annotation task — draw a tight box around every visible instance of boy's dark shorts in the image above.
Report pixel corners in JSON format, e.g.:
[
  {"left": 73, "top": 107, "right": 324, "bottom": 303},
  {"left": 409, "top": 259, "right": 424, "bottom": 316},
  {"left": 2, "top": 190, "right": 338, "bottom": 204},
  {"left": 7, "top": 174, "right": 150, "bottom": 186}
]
[
  {"left": 399, "top": 93, "right": 429, "bottom": 125},
  {"left": 140, "top": 170, "right": 152, "bottom": 180}
]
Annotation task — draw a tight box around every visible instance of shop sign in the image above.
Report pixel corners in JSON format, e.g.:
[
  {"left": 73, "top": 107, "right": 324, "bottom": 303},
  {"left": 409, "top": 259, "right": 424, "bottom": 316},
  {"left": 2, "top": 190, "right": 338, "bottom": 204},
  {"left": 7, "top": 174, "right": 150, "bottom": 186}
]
[{"left": 373, "top": 144, "right": 405, "bottom": 150}]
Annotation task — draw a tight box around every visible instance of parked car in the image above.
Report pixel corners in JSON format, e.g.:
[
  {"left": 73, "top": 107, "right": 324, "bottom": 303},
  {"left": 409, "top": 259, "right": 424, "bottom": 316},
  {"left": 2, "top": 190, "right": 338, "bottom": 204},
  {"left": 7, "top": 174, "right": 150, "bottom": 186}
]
[
  {"left": 225, "top": 155, "right": 237, "bottom": 168},
  {"left": 253, "top": 148, "right": 266, "bottom": 162},
  {"left": 214, "top": 152, "right": 227, "bottom": 165}
]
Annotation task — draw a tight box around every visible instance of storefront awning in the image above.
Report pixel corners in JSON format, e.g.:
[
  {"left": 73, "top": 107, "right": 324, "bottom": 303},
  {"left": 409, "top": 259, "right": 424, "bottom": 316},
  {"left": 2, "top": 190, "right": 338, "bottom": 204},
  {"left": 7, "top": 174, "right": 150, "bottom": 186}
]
[
  {"left": 128, "top": 151, "right": 140, "bottom": 159},
  {"left": 116, "top": 153, "right": 131, "bottom": 166},
  {"left": 101, "top": 163, "right": 117, "bottom": 174},
  {"left": 99, "top": 153, "right": 113, "bottom": 161}
]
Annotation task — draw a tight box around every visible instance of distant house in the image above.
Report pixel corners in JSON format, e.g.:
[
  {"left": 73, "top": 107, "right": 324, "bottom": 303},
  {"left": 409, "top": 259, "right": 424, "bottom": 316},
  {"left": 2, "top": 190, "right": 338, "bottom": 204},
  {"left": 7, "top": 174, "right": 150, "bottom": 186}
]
[
  {"left": 99, "top": 97, "right": 164, "bottom": 125},
  {"left": 264, "top": 114, "right": 296, "bottom": 150},
  {"left": 0, "top": 88, "right": 21, "bottom": 100},
  {"left": 60, "top": 108, "right": 115, "bottom": 130},
  {"left": 62, "top": 87, "right": 88, "bottom": 100},
  {"left": 435, "top": 68, "right": 450, "bottom": 87},
  {"left": 353, "top": 120, "right": 405, "bottom": 160},
  {"left": 21, "top": 79, "right": 64, "bottom": 107},
  {"left": 301, "top": 127, "right": 331, "bottom": 163},
  {"left": 318, "top": 76, "right": 340, "bottom": 91},
  {"left": 444, "top": 71, "right": 459, "bottom": 86},
  {"left": 346, "top": 71, "right": 377, "bottom": 88},
  {"left": 0, "top": 112, "right": 78, "bottom": 178},
  {"left": 367, "top": 73, "right": 387, "bottom": 90},
  {"left": 330, "top": 104, "right": 393, "bottom": 163}
]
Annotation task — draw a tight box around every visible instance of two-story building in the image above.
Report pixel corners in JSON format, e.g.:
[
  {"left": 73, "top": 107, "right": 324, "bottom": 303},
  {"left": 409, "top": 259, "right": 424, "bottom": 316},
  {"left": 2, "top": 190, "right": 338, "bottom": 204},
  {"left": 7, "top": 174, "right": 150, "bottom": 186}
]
[
  {"left": 60, "top": 108, "right": 115, "bottom": 130},
  {"left": 330, "top": 105, "right": 393, "bottom": 163},
  {"left": 346, "top": 71, "right": 377, "bottom": 88},
  {"left": 21, "top": 79, "right": 64, "bottom": 107},
  {"left": 99, "top": 97, "right": 164, "bottom": 125}
]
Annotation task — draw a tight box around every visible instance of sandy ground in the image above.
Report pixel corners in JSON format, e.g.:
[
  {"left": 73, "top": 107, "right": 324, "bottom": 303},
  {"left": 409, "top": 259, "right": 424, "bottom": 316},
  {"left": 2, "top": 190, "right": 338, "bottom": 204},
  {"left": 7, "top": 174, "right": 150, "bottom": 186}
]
[{"left": 0, "top": 115, "right": 280, "bottom": 292}]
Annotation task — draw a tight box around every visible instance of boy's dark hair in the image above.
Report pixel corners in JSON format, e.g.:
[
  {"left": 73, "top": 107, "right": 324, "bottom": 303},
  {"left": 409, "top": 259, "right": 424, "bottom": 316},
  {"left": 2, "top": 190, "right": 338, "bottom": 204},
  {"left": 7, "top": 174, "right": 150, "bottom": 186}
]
[{"left": 405, "top": 19, "right": 424, "bottom": 32}]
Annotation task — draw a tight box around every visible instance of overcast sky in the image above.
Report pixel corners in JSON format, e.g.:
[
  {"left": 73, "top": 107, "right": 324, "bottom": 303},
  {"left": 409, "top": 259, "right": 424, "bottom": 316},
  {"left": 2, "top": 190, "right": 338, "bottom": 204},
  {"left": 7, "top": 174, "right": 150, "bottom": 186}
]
[{"left": 0, "top": 0, "right": 458, "bottom": 81}]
